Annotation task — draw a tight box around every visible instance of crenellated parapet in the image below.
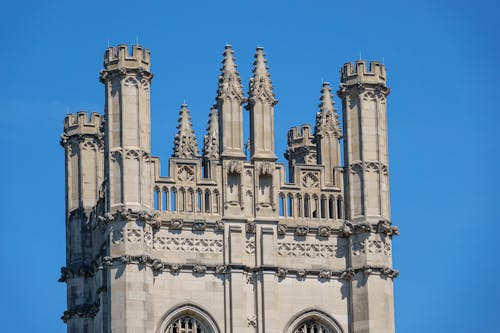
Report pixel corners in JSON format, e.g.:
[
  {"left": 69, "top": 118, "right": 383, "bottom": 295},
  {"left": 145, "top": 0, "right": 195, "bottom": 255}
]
[
  {"left": 103, "top": 44, "right": 151, "bottom": 71},
  {"left": 62, "top": 112, "right": 103, "bottom": 142},
  {"left": 340, "top": 60, "right": 387, "bottom": 88}
]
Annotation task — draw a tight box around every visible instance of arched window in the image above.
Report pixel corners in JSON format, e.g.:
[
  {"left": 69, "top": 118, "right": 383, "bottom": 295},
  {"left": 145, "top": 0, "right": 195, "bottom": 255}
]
[
  {"left": 213, "top": 190, "right": 220, "bottom": 213},
  {"left": 337, "top": 196, "right": 343, "bottom": 219},
  {"left": 159, "top": 304, "right": 220, "bottom": 333},
  {"left": 329, "top": 196, "right": 335, "bottom": 220},
  {"left": 287, "top": 194, "right": 293, "bottom": 217},
  {"left": 170, "top": 188, "right": 177, "bottom": 212},
  {"left": 204, "top": 190, "right": 211, "bottom": 213},
  {"left": 304, "top": 194, "right": 310, "bottom": 218},
  {"left": 286, "top": 310, "right": 343, "bottom": 333},
  {"left": 297, "top": 194, "right": 302, "bottom": 217},
  {"left": 154, "top": 187, "right": 160, "bottom": 210},
  {"left": 197, "top": 189, "right": 202, "bottom": 212},
  {"left": 320, "top": 196, "right": 326, "bottom": 219},
  {"left": 166, "top": 316, "right": 210, "bottom": 333},
  {"left": 279, "top": 193, "right": 285, "bottom": 217},
  {"left": 312, "top": 195, "right": 319, "bottom": 218},
  {"left": 293, "top": 320, "right": 333, "bottom": 333},
  {"left": 163, "top": 188, "right": 168, "bottom": 211}
]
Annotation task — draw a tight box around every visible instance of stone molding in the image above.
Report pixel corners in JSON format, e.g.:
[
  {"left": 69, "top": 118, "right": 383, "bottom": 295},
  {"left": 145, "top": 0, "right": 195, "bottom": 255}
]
[
  {"left": 62, "top": 254, "right": 399, "bottom": 282},
  {"left": 276, "top": 220, "right": 399, "bottom": 238}
]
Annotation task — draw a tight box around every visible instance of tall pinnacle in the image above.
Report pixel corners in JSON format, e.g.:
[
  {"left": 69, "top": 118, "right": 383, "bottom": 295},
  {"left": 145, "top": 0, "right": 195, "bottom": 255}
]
[
  {"left": 202, "top": 105, "right": 219, "bottom": 160},
  {"left": 315, "top": 82, "right": 341, "bottom": 138},
  {"left": 248, "top": 47, "right": 277, "bottom": 105},
  {"left": 173, "top": 104, "right": 199, "bottom": 158},
  {"left": 217, "top": 44, "right": 244, "bottom": 101}
]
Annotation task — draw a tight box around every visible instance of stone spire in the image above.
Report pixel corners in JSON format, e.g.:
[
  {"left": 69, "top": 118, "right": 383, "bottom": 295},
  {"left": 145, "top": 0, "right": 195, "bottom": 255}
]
[
  {"left": 202, "top": 105, "right": 219, "bottom": 160},
  {"left": 217, "top": 45, "right": 244, "bottom": 101},
  {"left": 314, "top": 82, "right": 342, "bottom": 185},
  {"left": 248, "top": 47, "right": 276, "bottom": 105},
  {"left": 247, "top": 47, "right": 277, "bottom": 161},
  {"left": 216, "top": 44, "right": 246, "bottom": 159},
  {"left": 315, "top": 82, "right": 341, "bottom": 139},
  {"left": 173, "top": 104, "right": 199, "bottom": 158}
]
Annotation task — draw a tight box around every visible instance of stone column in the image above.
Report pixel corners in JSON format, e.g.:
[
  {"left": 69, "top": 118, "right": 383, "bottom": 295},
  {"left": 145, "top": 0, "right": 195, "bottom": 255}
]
[{"left": 338, "top": 60, "right": 397, "bottom": 333}]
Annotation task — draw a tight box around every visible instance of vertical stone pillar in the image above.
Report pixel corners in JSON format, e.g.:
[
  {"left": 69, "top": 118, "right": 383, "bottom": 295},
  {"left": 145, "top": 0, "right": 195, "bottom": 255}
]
[
  {"left": 339, "top": 60, "right": 397, "bottom": 333},
  {"left": 99, "top": 44, "right": 155, "bottom": 333}
]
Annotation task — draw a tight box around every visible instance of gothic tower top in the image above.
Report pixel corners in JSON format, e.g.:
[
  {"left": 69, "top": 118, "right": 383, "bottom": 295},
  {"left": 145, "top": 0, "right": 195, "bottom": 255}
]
[{"left": 61, "top": 44, "right": 398, "bottom": 333}]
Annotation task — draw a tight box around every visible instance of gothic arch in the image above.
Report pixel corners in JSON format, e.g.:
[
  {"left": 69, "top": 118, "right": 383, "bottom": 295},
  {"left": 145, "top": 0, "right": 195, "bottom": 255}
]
[
  {"left": 157, "top": 304, "right": 220, "bottom": 333},
  {"left": 284, "top": 309, "right": 343, "bottom": 333}
]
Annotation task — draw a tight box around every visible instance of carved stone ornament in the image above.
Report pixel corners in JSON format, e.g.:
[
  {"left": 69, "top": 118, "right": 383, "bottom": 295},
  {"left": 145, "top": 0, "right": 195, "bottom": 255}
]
[
  {"left": 277, "top": 223, "right": 287, "bottom": 235},
  {"left": 170, "top": 264, "right": 181, "bottom": 273},
  {"left": 61, "top": 300, "right": 100, "bottom": 323},
  {"left": 246, "top": 222, "right": 256, "bottom": 234},
  {"left": 170, "top": 219, "right": 183, "bottom": 230},
  {"left": 319, "top": 270, "right": 332, "bottom": 280},
  {"left": 341, "top": 222, "right": 353, "bottom": 237},
  {"left": 297, "top": 269, "right": 307, "bottom": 278},
  {"left": 139, "top": 255, "right": 150, "bottom": 265},
  {"left": 247, "top": 315, "right": 257, "bottom": 328},
  {"left": 193, "top": 220, "right": 206, "bottom": 232},
  {"left": 317, "top": 226, "right": 330, "bottom": 237},
  {"left": 340, "top": 269, "right": 354, "bottom": 280},
  {"left": 226, "top": 160, "right": 242, "bottom": 174},
  {"left": 215, "top": 220, "right": 224, "bottom": 231},
  {"left": 302, "top": 171, "right": 320, "bottom": 188},
  {"left": 296, "top": 225, "right": 309, "bottom": 236},
  {"left": 192, "top": 264, "right": 207, "bottom": 274},
  {"left": 102, "top": 256, "right": 113, "bottom": 267},
  {"left": 152, "top": 260, "right": 165, "bottom": 273},
  {"left": 120, "top": 255, "right": 131, "bottom": 264},
  {"left": 377, "top": 220, "right": 399, "bottom": 236},
  {"left": 215, "top": 265, "right": 227, "bottom": 275},
  {"left": 276, "top": 267, "right": 288, "bottom": 278},
  {"left": 256, "top": 161, "right": 274, "bottom": 175}
]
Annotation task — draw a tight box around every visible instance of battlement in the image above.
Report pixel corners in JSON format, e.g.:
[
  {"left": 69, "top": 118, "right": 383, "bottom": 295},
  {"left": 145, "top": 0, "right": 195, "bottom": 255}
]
[
  {"left": 340, "top": 60, "right": 386, "bottom": 86},
  {"left": 104, "top": 44, "right": 151, "bottom": 71},
  {"left": 64, "top": 112, "right": 103, "bottom": 136},
  {"left": 287, "top": 124, "right": 315, "bottom": 147}
]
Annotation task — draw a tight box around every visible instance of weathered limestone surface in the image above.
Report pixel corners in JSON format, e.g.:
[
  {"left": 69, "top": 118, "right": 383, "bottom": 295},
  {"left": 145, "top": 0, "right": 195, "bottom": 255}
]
[{"left": 60, "top": 44, "right": 398, "bottom": 333}]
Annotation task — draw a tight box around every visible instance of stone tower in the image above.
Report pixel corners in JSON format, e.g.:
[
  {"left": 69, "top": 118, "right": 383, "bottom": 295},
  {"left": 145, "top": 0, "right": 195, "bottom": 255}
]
[{"left": 61, "top": 45, "right": 399, "bottom": 333}]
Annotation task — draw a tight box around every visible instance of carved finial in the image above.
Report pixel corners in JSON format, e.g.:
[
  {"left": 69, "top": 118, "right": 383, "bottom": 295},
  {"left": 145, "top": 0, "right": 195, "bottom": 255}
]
[
  {"left": 173, "top": 104, "right": 199, "bottom": 158},
  {"left": 315, "top": 82, "right": 341, "bottom": 139},
  {"left": 202, "top": 105, "right": 219, "bottom": 159},
  {"left": 217, "top": 44, "right": 244, "bottom": 101},
  {"left": 248, "top": 47, "right": 276, "bottom": 106}
]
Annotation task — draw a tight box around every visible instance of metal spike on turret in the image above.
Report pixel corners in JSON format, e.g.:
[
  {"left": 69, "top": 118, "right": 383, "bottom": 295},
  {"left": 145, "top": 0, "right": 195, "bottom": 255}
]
[
  {"left": 202, "top": 105, "right": 219, "bottom": 160},
  {"left": 248, "top": 47, "right": 277, "bottom": 105},
  {"left": 217, "top": 44, "right": 244, "bottom": 101},
  {"left": 315, "top": 82, "right": 342, "bottom": 139},
  {"left": 173, "top": 104, "right": 199, "bottom": 158}
]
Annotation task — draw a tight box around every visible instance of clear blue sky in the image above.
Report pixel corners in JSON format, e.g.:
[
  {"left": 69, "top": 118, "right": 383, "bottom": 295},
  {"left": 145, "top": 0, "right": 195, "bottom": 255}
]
[{"left": 0, "top": 0, "right": 498, "bottom": 332}]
